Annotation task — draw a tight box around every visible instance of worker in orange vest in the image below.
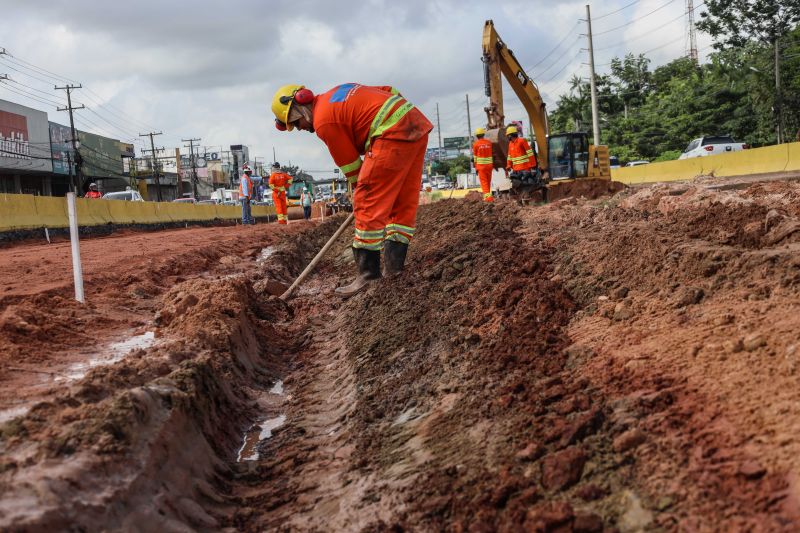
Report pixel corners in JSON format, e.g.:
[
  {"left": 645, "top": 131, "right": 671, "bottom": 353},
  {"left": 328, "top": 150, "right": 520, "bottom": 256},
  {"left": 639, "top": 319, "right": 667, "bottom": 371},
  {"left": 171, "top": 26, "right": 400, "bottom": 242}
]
[
  {"left": 271, "top": 83, "right": 432, "bottom": 297},
  {"left": 472, "top": 128, "right": 494, "bottom": 202},
  {"left": 505, "top": 125, "right": 543, "bottom": 190},
  {"left": 268, "top": 162, "right": 292, "bottom": 225},
  {"left": 238, "top": 166, "right": 255, "bottom": 224},
  {"left": 84, "top": 182, "right": 102, "bottom": 199}
]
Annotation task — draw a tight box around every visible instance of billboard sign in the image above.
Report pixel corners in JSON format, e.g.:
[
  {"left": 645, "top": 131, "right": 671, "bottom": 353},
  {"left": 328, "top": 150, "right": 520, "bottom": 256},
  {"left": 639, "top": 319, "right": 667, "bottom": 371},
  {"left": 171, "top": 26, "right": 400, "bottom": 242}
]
[
  {"left": 0, "top": 100, "right": 53, "bottom": 172},
  {"left": 49, "top": 122, "right": 75, "bottom": 175},
  {"left": 78, "top": 130, "right": 125, "bottom": 178},
  {"left": 443, "top": 136, "right": 470, "bottom": 150}
]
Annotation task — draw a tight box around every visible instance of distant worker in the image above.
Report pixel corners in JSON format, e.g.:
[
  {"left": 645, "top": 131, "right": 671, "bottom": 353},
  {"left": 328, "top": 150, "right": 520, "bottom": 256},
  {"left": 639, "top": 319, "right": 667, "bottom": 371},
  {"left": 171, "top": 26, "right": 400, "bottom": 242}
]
[
  {"left": 239, "top": 166, "right": 255, "bottom": 225},
  {"left": 300, "top": 186, "right": 314, "bottom": 220},
  {"left": 271, "top": 83, "right": 432, "bottom": 296},
  {"left": 472, "top": 128, "right": 494, "bottom": 202},
  {"left": 505, "top": 125, "right": 538, "bottom": 188},
  {"left": 268, "top": 162, "right": 292, "bottom": 225},
  {"left": 84, "top": 183, "right": 102, "bottom": 199}
]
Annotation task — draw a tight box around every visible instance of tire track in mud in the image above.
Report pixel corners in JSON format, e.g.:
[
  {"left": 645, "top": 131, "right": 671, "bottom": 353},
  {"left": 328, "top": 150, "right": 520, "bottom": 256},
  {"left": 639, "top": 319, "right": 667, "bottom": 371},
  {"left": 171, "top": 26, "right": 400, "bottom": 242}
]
[{"left": 229, "top": 201, "right": 636, "bottom": 531}]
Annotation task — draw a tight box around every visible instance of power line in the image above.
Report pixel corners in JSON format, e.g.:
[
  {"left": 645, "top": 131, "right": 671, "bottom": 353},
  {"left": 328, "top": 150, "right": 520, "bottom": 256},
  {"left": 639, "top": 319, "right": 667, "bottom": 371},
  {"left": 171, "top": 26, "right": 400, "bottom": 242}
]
[
  {"left": 525, "top": 22, "right": 581, "bottom": 73},
  {"left": 594, "top": 0, "right": 642, "bottom": 21},
  {"left": 0, "top": 80, "right": 60, "bottom": 108},
  {"left": 595, "top": 2, "right": 705, "bottom": 51},
  {"left": 534, "top": 36, "right": 583, "bottom": 78},
  {"left": 593, "top": 0, "right": 677, "bottom": 36}
]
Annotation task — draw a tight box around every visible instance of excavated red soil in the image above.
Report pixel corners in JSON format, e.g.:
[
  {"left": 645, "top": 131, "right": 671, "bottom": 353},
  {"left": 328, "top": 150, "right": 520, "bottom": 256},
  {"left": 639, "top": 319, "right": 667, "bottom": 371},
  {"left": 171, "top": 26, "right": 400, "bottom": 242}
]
[{"left": 1, "top": 180, "right": 800, "bottom": 531}]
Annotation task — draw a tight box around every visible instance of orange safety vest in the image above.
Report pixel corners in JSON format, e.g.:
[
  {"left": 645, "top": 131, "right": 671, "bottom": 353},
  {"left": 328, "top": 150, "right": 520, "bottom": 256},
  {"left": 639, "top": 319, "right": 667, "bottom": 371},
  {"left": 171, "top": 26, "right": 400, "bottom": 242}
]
[
  {"left": 239, "top": 174, "right": 253, "bottom": 198},
  {"left": 472, "top": 138, "right": 493, "bottom": 169},
  {"left": 507, "top": 137, "right": 536, "bottom": 171}
]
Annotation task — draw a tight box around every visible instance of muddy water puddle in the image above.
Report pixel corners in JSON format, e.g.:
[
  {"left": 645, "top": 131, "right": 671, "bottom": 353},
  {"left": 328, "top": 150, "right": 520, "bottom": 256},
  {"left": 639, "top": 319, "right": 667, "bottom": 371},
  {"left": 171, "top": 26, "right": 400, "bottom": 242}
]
[
  {"left": 236, "top": 380, "right": 286, "bottom": 462},
  {"left": 0, "top": 332, "right": 158, "bottom": 424},
  {"left": 56, "top": 331, "right": 157, "bottom": 382},
  {"left": 257, "top": 246, "right": 276, "bottom": 262}
]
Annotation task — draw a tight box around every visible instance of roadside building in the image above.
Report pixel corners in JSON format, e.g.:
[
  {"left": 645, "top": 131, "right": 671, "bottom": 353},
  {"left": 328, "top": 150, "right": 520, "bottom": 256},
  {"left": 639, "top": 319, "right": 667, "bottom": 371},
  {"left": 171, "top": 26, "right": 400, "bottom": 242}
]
[{"left": 0, "top": 100, "right": 54, "bottom": 195}]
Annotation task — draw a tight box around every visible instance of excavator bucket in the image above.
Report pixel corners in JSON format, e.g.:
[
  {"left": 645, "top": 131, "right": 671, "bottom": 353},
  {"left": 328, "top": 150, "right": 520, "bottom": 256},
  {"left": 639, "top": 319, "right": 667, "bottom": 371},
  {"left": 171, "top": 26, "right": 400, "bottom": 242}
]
[{"left": 483, "top": 127, "right": 508, "bottom": 170}]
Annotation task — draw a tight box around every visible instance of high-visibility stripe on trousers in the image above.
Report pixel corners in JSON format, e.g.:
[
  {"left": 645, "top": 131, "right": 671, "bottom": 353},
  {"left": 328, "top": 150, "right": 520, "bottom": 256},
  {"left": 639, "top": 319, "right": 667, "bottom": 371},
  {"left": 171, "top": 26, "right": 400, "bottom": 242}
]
[
  {"left": 273, "top": 191, "right": 288, "bottom": 225},
  {"left": 352, "top": 135, "right": 428, "bottom": 250},
  {"left": 477, "top": 166, "right": 493, "bottom": 202}
]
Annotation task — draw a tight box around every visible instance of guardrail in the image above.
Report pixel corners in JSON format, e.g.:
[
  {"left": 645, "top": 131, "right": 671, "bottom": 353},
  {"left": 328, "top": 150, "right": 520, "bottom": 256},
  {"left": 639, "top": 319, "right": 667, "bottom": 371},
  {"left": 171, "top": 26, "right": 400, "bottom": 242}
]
[
  {"left": 610, "top": 141, "right": 800, "bottom": 184},
  {"left": 0, "top": 195, "right": 277, "bottom": 232}
]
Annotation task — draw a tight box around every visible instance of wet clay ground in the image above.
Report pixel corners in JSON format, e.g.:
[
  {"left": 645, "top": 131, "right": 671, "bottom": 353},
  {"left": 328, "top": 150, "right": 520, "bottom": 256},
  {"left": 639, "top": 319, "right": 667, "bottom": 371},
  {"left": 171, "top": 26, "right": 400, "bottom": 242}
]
[{"left": 1, "top": 180, "right": 800, "bottom": 531}]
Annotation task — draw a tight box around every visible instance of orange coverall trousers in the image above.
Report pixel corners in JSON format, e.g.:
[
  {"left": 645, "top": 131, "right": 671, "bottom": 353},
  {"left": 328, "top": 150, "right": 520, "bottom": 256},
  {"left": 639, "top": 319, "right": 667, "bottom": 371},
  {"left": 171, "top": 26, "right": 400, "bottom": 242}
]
[
  {"left": 352, "top": 135, "right": 428, "bottom": 250},
  {"left": 476, "top": 166, "right": 494, "bottom": 202},
  {"left": 273, "top": 191, "right": 288, "bottom": 224}
]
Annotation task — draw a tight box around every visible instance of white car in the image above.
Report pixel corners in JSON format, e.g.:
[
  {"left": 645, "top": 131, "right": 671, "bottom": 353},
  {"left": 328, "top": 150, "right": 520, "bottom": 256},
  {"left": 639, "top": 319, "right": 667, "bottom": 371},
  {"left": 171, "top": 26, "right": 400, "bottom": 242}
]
[
  {"left": 625, "top": 160, "right": 650, "bottom": 167},
  {"left": 102, "top": 190, "right": 144, "bottom": 201},
  {"left": 679, "top": 136, "right": 749, "bottom": 159}
]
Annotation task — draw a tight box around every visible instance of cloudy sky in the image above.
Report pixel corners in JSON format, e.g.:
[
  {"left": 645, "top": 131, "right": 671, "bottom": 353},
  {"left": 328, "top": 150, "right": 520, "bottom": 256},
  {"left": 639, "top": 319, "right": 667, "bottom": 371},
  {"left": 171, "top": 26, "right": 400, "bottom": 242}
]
[{"left": 0, "top": 0, "right": 711, "bottom": 177}]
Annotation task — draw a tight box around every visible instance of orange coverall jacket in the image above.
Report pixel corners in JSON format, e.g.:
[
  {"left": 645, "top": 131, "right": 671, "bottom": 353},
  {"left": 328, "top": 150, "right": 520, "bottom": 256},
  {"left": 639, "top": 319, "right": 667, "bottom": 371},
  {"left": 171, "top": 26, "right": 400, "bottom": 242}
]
[
  {"left": 268, "top": 171, "right": 292, "bottom": 194},
  {"left": 312, "top": 83, "right": 432, "bottom": 183},
  {"left": 472, "top": 138, "right": 493, "bottom": 170},
  {"left": 507, "top": 137, "right": 537, "bottom": 171}
]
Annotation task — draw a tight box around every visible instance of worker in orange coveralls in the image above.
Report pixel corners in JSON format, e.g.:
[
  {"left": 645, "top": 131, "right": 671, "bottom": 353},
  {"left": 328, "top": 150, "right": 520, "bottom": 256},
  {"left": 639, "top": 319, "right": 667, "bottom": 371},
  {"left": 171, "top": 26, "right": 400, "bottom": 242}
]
[
  {"left": 84, "top": 182, "right": 102, "bottom": 198},
  {"left": 268, "top": 162, "right": 292, "bottom": 225},
  {"left": 271, "top": 83, "right": 432, "bottom": 297},
  {"left": 505, "top": 125, "right": 541, "bottom": 190},
  {"left": 472, "top": 128, "right": 494, "bottom": 202}
]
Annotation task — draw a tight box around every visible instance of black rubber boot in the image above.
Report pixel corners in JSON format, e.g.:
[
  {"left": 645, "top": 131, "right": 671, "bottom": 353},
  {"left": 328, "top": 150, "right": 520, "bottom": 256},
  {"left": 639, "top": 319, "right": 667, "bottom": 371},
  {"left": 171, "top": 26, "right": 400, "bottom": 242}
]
[
  {"left": 335, "top": 247, "right": 382, "bottom": 298},
  {"left": 383, "top": 240, "right": 408, "bottom": 277}
]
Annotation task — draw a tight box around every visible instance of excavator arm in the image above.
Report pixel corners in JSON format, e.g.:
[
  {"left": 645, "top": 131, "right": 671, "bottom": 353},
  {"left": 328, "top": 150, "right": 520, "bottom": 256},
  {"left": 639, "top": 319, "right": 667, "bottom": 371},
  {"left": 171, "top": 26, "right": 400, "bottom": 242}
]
[{"left": 482, "top": 19, "right": 550, "bottom": 171}]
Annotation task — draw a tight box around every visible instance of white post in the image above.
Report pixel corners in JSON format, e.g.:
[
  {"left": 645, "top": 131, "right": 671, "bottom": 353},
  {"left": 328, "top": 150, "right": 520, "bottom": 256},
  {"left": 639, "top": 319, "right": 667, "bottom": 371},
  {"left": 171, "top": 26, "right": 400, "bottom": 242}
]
[{"left": 66, "top": 193, "right": 85, "bottom": 303}]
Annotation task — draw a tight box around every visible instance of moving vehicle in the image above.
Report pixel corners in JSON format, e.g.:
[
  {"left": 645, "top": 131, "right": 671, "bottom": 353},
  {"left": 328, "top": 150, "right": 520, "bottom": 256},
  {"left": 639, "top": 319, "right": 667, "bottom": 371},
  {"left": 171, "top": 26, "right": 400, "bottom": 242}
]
[
  {"left": 481, "top": 20, "right": 612, "bottom": 199},
  {"left": 625, "top": 160, "right": 650, "bottom": 167},
  {"left": 679, "top": 136, "right": 749, "bottom": 159},
  {"left": 103, "top": 190, "right": 144, "bottom": 202},
  {"left": 172, "top": 197, "right": 196, "bottom": 204}
]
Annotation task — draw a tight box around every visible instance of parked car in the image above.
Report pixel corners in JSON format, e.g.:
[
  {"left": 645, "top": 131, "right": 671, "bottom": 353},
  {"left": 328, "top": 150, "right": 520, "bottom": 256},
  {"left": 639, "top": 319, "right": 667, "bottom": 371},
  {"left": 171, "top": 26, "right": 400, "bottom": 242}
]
[
  {"left": 103, "top": 190, "right": 144, "bottom": 202},
  {"left": 172, "top": 197, "right": 196, "bottom": 204},
  {"left": 625, "top": 160, "right": 650, "bottom": 167},
  {"left": 679, "top": 136, "right": 749, "bottom": 159}
]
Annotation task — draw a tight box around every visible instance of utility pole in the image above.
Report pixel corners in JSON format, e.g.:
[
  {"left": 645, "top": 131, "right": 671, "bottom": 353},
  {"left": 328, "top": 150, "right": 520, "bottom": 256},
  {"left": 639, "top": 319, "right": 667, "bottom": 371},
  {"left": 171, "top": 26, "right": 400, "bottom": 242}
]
[
  {"left": 465, "top": 94, "right": 473, "bottom": 141},
  {"left": 775, "top": 38, "right": 784, "bottom": 144},
  {"left": 182, "top": 138, "right": 201, "bottom": 199},
  {"left": 272, "top": 146, "right": 277, "bottom": 163},
  {"left": 686, "top": 0, "right": 699, "bottom": 64},
  {"left": 139, "top": 132, "right": 164, "bottom": 201},
  {"left": 55, "top": 84, "right": 85, "bottom": 193},
  {"left": 436, "top": 103, "right": 443, "bottom": 160},
  {"left": 585, "top": 4, "right": 601, "bottom": 147}
]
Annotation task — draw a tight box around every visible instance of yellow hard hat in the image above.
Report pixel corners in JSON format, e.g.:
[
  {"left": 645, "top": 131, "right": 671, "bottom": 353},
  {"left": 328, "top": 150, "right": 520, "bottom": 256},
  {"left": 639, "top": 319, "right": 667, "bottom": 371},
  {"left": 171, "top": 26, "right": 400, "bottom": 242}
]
[
  {"left": 271, "top": 84, "right": 305, "bottom": 131},
  {"left": 475, "top": 127, "right": 486, "bottom": 136},
  {"left": 505, "top": 125, "right": 518, "bottom": 135}
]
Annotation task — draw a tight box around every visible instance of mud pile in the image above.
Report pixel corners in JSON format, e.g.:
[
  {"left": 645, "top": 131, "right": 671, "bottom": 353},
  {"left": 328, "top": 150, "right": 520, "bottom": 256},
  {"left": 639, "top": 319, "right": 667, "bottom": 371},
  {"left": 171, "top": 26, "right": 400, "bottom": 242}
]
[
  {"left": 0, "top": 221, "right": 340, "bottom": 531},
  {"left": 2, "top": 181, "right": 800, "bottom": 531}
]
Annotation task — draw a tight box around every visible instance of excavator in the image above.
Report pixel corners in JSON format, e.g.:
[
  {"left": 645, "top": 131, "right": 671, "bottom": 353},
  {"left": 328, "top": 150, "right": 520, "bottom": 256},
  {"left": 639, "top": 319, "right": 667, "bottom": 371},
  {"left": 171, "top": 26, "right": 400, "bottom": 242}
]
[{"left": 481, "top": 20, "right": 617, "bottom": 201}]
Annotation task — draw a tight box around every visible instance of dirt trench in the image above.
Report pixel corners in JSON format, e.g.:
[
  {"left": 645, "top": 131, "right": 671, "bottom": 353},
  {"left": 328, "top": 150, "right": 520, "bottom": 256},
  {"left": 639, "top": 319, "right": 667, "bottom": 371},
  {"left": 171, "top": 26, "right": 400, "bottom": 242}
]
[{"left": 1, "top": 182, "right": 800, "bottom": 531}]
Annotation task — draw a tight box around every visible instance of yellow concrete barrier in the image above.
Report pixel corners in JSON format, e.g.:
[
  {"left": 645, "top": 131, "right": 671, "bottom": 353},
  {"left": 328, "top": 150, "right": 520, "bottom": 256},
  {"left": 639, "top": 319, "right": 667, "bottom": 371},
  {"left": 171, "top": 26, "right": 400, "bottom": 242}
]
[
  {"left": 786, "top": 142, "right": 800, "bottom": 172},
  {"left": 0, "top": 194, "right": 340, "bottom": 232},
  {"left": 33, "top": 196, "right": 68, "bottom": 228},
  {"left": 612, "top": 142, "right": 800, "bottom": 184},
  {"left": 0, "top": 193, "right": 41, "bottom": 230},
  {"left": 78, "top": 197, "right": 113, "bottom": 226}
]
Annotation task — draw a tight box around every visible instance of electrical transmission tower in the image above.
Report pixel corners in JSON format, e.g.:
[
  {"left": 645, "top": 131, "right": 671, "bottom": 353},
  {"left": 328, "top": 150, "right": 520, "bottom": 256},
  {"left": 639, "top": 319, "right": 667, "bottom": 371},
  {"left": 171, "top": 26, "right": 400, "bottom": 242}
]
[{"left": 686, "top": 0, "right": 699, "bottom": 64}]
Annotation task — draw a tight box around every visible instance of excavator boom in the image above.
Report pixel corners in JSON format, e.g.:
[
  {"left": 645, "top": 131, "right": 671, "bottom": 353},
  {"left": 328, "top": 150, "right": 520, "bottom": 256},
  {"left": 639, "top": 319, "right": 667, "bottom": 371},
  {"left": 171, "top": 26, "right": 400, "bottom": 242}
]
[
  {"left": 480, "top": 19, "right": 613, "bottom": 196},
  {"left": 482, "top": 20, "right": 550, "bottom": 170}
]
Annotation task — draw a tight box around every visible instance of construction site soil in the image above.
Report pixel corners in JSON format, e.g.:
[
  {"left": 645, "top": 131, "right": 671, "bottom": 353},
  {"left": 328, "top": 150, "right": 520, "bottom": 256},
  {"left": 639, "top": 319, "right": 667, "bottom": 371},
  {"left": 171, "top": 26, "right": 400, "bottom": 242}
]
[{"left": 1, "top": 180, "right": 800, "bottom": 531}]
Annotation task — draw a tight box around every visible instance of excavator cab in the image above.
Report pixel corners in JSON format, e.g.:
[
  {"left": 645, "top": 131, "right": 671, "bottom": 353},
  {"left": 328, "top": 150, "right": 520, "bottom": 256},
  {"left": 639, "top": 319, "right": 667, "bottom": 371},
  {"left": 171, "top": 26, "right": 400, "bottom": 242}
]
[{"left": 548, "top": 133, "right": 589, "bottom": 180}]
